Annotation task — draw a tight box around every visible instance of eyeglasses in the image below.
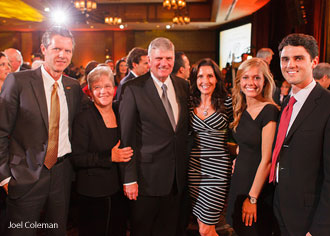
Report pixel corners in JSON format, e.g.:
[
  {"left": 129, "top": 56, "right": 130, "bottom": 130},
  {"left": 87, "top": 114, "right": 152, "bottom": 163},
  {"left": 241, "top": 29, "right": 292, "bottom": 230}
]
[{"left": 92, "top": 85, "right": 113, "bottom": 92}]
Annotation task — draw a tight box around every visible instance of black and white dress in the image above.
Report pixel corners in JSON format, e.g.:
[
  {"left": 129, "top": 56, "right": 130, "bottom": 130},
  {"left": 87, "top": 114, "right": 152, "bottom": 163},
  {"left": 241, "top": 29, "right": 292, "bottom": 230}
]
[{"left": 188, "top": 97, "right": 233, "bottom": 225}]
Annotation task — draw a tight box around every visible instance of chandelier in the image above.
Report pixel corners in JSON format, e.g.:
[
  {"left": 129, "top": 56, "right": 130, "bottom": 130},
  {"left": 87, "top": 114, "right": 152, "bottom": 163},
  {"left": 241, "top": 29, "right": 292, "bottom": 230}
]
[
  {"left": 163, "top": 0, "right": 186, "bottom": 10},
  {"left": 105, "top": 16, "right": 122, "bottom": 25},
  {"left": 172, "top": 10, "right": 190, "bottom": 24},
  {"left": 74, "top": 0, "right": 97, "bottom": 13}
]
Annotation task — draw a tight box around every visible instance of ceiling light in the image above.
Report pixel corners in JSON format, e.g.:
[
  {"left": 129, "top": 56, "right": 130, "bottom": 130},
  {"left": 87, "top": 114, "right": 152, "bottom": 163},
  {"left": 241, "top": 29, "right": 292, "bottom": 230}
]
[
  {"left": 163, "top": 0, "right": 186, "bottom": 10},
  {"left": 172, "top": 10, "right": 190, "bottom": 25},
  {"left": 51, "top": 9, "right": 69, "bottom": 25},
  {"left": 105, "top": 16, "right": 122, "bottom": 25},
  {"left": 74, "top": 0, "right": 97, "bottom": 13}
]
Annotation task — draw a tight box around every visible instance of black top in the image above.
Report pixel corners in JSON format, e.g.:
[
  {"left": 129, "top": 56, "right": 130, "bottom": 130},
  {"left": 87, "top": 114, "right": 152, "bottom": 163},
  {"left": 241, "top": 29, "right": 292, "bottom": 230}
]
[{"left": 71, "top": 102, "right": 120, "bottom": 197}]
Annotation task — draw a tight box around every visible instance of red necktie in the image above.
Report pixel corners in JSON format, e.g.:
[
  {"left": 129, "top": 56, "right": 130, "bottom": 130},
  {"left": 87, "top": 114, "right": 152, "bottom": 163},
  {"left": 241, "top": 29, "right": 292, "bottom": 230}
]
[
  {"left": 44, "top": 82, "right": 60, "bottom": 169},
  {"left": 269, "top": 96, "right": 296, "bottom": 183}
]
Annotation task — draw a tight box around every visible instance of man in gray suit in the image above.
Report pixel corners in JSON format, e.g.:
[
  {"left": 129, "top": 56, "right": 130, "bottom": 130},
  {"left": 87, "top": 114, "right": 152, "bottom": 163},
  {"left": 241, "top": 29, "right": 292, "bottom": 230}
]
[{"left": 0, "top": 26, "right": 84, "bottom": 236}]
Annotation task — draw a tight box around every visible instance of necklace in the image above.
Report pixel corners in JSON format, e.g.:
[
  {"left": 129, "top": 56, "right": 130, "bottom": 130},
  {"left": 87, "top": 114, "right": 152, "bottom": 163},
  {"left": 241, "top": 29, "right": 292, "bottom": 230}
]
[{"left": 202, "top": 106, "right": 209, "bottom": 116}]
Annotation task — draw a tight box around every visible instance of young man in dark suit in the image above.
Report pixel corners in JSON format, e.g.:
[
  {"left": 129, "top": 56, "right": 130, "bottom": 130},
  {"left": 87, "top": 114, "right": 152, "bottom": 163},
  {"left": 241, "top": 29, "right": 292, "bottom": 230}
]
[
  {"left": 0, "top": 26, "right": 84, "bottom": 236},
  {"left": 270, "top": 33, "right": 330, "bottom": 236},
  {"left": 119, "top": 37, "right": 189, "bottom": 236}
]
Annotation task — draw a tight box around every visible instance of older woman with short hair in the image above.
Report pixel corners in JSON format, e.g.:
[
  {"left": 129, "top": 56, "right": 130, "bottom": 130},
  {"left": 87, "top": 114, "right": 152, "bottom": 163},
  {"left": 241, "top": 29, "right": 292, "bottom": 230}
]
[{"left": 71, "top": 65, "right": 133, "bottom": 236}]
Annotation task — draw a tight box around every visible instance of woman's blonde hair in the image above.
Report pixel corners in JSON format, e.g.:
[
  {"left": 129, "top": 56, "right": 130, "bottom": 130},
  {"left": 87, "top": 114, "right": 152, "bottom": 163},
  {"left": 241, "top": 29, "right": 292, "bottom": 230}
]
[{"left": 230, "top": 58, "right": 277, "bottom": 131}]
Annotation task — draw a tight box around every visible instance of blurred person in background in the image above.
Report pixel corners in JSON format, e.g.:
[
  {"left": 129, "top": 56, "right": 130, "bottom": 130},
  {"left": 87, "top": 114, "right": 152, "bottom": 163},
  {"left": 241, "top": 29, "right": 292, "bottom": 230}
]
[
  {"left": 313, "top": 62, "right": 330, "bottom": 89},
  {"left": 114, "top": 58, "right": 128, "bottom": 86},
  {"left": 171, "top": 51, "right": 190, "bottom": 80},
  {"left": 4, "top": 48, "right": 23, "bottom": 72},
  {"left": 115, "top": 47, "right": 149, "bottom": 101},
  {"left": 0, "top": 52, "right": 11, "bottom": 91}
]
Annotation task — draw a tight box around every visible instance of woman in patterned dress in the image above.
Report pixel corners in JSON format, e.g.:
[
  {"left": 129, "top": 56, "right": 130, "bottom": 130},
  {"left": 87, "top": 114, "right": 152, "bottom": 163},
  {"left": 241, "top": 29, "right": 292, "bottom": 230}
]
[{"left": 188, "top": 58, "right": 233, "bottom": 236}]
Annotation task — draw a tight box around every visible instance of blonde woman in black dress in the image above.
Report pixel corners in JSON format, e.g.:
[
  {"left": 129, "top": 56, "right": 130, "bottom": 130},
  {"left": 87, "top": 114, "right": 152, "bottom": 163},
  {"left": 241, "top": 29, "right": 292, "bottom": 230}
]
[
  {"left": 226, "top": 58, "right": 279, "bottom": 235},
  {"left": 188, "top": 58, "right": 232, "bottom": 236}
]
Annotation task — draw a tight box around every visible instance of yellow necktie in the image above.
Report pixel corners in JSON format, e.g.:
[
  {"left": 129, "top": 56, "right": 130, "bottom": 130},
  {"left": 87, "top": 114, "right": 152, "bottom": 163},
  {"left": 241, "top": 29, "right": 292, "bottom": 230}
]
[{"left": 44, "top": 82, "right": 60, "bottom": 169}]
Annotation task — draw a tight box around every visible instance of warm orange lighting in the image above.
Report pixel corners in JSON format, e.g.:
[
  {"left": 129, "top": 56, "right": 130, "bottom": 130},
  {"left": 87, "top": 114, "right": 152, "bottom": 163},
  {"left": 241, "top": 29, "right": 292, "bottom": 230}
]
[
  {"left": 105, "top": 16, "right": 122, "bottom": 25},
  {"left": 163, "top": 0, "right": 186, "bottom": 10},
  {"left": 74, "top": 0, "right": 97, "bottom": 13},
  {"left": 172, "top": 9, "right": 190, "bottom": 24}
]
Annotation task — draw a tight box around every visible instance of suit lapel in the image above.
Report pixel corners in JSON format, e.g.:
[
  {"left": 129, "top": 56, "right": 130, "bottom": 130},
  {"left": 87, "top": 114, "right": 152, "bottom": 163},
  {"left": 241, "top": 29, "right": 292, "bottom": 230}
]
[
  {"left": 285, "top": 84, "right": 322, "bottom": 141},
  {"left": 30, "top": 68, "right": 48, "bottom": 130},
  {"left": 62, "top": 77, "right": 74, "bottom": 126},
  {"left": 171, "top": 76, "right": 184, "bottom": 132}
]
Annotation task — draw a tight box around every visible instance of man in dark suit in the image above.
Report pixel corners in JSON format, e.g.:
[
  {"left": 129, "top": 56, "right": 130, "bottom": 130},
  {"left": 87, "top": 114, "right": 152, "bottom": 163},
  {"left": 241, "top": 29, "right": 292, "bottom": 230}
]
[
  {"left": 270, "top": 33, "right": 330, "bottom": 236},
  {"left": 0, "top": 26, "right": 84, "bottom": 235},
  {"left": 119, "top": 37, "right": 189, "bottom": 236},
  {"left": 115, "top": 47, "right": 149, "bottom": 101},
  {"left": 171, "top": 51, "right": 190, "bottom": 80}
]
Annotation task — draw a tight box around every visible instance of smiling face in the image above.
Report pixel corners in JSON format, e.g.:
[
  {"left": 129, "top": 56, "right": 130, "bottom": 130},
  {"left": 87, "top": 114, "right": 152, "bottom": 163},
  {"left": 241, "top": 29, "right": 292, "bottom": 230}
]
[
  {"left": 91, "top": 74, "right": 115, "bottom": 108},
  {"left": 196, "top": 65, "right": 217, "bottom": 96},
  {"left": 240, "top": 66, "right": 265, "bottom": 99},
  {"left": 280, "top": 45, "right": 318, "bottom": 91},
  {"left": 41, "top": 34, "right": 73, "bottom": 80},
  {"left": 148, "top": 48, "right": 174, "bottom": 82}
]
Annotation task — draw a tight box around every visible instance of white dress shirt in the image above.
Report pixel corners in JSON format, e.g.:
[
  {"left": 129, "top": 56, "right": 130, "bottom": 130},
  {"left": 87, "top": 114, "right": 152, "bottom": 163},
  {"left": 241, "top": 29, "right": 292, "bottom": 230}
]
[
  {"left": 276, "top": 79, "right": 316, "bottom": 182},
  {"left": 151, "top": 72, "right": 179, "bottom": 125},
  {"left": 41, "top": 65, "right": 71, "bottom": 157},
  {"left": 287, "top": 80, "right": 316, "bottom": 134}
]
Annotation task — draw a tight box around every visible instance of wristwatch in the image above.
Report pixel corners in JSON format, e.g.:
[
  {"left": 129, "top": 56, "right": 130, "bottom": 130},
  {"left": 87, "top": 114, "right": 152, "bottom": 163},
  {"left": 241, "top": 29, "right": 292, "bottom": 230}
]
[{"left": 248, "top": 195, "right": 257, "bottom": 204}]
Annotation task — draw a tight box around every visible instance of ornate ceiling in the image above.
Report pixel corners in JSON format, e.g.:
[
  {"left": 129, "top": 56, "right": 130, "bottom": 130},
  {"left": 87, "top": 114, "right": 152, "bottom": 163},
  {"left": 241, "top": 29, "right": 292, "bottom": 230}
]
[{"left": 0, "top": 0, "right": 270, "bottom": 31}]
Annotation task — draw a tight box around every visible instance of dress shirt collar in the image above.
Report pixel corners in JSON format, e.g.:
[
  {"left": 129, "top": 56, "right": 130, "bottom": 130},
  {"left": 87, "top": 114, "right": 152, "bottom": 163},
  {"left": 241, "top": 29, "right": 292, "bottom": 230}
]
[
  {"left": 150, "top": 72, "right": 171, "bottom": 88},
  {"left": 290, "top": 79, "right": 316, "bottom": 104},
  {"left": 41, "top": 65, "right": 63, "bottom": 90},
  {"left": 130, "top": 70, "right": 137, "bottom": 78}
]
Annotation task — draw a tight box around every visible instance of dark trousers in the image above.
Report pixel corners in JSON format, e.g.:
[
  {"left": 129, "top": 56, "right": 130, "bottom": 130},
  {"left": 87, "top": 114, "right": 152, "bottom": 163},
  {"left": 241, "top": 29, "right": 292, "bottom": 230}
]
[
  {"left": 130, "top": 189, "right": 182, "bottom": 236},
  {"left": 5, "top": 159, "right": 72, "bottom": 236},
  {"left": 77, "top": 192, "right": 128, "bottom": 236}
]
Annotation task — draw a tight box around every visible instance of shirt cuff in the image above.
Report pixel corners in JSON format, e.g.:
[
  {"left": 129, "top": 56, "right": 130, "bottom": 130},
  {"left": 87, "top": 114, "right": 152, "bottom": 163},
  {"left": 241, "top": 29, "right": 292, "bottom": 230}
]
[
  {"left": 124, "top": 181, "right": 137, "bottom": 186},
  {"left": 0, "top": 177, "right": 11, "bottom": 186}
]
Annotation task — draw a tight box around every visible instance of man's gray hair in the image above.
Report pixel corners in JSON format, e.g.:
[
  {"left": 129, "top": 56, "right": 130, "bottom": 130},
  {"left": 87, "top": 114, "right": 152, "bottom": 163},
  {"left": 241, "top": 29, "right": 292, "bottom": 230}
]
[
  {"left": 313, "top": 62, "right": 330, "bottom": 80},
  {"left": 256, "top": 48, "right": 274, "bottom": 59},
  {"left": 41, "top": 25, "right": 75, "bottom": 49},
  {"left": 148, "top": 37, "right": 175, "bottom": 56}
]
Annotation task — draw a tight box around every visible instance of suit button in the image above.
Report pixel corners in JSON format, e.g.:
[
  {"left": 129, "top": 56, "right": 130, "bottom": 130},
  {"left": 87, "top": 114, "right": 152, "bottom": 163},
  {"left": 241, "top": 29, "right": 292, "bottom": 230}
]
[{"left": 283, "top": 144, "right": 289, "bottom": 148}]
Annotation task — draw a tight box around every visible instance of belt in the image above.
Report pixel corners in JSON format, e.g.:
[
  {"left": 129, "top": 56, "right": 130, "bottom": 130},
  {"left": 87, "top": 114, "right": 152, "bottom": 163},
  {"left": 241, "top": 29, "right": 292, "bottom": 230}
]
[{"left": 55, "top": 153, "right": 70, "bottom": 165}]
